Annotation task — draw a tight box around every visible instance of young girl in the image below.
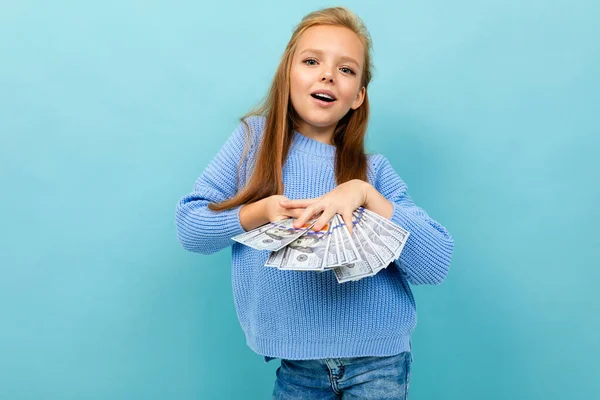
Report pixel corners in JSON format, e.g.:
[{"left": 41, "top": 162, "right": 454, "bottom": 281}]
[{"left": 176, "top": 6, "right": 454, "bottom": 399}]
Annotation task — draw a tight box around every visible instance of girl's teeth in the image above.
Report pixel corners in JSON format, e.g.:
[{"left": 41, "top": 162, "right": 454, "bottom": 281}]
[{"left": 312, "top": 93, "right": 335, "bottom": 102}]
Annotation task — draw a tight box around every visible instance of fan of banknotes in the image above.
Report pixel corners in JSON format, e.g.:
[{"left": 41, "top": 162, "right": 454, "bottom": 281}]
[{"left": 231, "top": 207, "right": 410, "bottom": 283}]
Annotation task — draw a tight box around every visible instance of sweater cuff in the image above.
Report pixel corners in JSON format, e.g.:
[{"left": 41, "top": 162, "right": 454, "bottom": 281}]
[
  {"left": 222, "top": 204, "right": 248, "bottom": 239},
  {"left": 235, "top": 204, "right": 248, "bottom": 234},
  {"left": 389, "top": 202, "right": 411, "bottom": 265},
  {"left": 390, "top": 201, "right": 409, "bottom": 233}
]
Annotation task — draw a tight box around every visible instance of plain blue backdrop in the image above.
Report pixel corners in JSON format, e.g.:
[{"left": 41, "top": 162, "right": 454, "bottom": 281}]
[{"left": 1, "top": 1, "right": 599, "bottom": 399}]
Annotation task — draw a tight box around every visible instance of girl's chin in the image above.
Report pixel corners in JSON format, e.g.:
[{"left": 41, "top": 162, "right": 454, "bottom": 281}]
[
  {"left": 300, "top": 112, "right": 342, "bottom": 127},
  {"left": 300, "top": 119, "right": 339, "bottom": 129}
]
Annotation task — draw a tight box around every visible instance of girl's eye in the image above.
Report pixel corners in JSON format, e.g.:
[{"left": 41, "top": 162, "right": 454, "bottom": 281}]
[{"left": 303, "top": 59, "right": 355, "bottom": 75}]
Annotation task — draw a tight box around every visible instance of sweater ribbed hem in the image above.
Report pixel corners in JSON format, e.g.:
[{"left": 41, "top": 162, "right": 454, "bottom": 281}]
[{"left": 245, "top": 331, "right": 412, "bottom": 360}]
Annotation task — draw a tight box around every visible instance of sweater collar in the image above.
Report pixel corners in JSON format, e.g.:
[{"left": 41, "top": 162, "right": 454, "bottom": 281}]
[{"left": 291, "top": 129, "right": 336, "bottom": 158}]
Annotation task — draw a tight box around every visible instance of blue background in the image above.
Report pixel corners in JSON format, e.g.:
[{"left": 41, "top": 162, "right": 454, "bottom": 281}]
[{"left": 1, "top": 1, "right": 598, "bottom": 399}]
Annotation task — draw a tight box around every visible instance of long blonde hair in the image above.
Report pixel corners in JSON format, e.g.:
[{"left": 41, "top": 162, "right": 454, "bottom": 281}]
[{"left": 209, "top": 6, "right": 374, "bottom": 212}]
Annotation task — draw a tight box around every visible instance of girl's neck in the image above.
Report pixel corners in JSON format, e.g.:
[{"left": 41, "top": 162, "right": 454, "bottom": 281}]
[{"left": 295, "top": 123, "right": 336, "bottom": 146}]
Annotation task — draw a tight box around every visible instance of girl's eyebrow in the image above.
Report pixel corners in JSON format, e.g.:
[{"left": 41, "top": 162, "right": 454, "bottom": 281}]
[{"left": 299, "top": 48, "right": 360, "bottom": 68}]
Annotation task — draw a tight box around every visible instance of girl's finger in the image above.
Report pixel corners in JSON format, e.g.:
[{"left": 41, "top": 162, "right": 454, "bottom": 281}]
[
  {"left": 292, "top": 209, "right": 305, "bottom": 219},
  {"left": 280, "top": 198, "right": 317, "bottom": 208},
  {"left": 293, "top": 205, "right": 320, "bottom": 229},
  {"left": 312, "top": 210, "right": 336, "bottom": 232},
  {"left": 292, "top": 208, "right": 311, "bottom": 229},
  {"left": 284, "top": 209, "right": 304, "bottom": 220}
]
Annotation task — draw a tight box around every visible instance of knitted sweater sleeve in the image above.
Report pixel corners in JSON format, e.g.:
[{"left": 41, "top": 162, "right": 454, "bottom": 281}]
[
  {"left": 175, "top": 120, "right": 252, "bottom": 255},
  {"left": 374, "top": 155, "right": 454, "bottom": 285}
]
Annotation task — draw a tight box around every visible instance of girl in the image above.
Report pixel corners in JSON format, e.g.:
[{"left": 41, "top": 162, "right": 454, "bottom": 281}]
[{"left": 176, "top": 6, "right": 454, "bottom": 399}]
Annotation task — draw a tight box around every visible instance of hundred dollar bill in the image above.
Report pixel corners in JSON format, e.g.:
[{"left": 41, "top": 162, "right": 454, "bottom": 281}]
[
  {"left": 265, "top": 245, "right": 285, "bottom": 268},
  {"left": 353, "top": 211, "right": 396, "bottom": 270},
  {"left": 327, "top": 215, "right": 344, "bottom": 268},
  {"left": 335, "top": 214, "right": 360, "bottom": 264},
  {"left": 361, "top": 209, "right": 410, "bottom": 259},
  {"left": 233, "top": 216, "right": 319, "bottom": 252},
  {"left": 353, "top": 220, "right": 390, "bottom": 275},
  {"left": 349, "top": 226, "right": 381, "bottom": 279},
  {"left": 333, "top": 255, "right": 374, "bottom": 283},
  {"left": 277, "top": 220, "right": 331, "bottom": 271},
  {"left": 332, "top": 215, "right": 374, "bottom": 283},
  {"left": 232, "top": 218, "right": 294, "bottom": 243},
  {"left": 319, "top": 220, "right": 339, "bottom": 271},
  {"left": 362, "top": 208, "right": 409, "bottom": 241},
  {"left": 243, "top": 207, "right": 410, "bottom": 282}
]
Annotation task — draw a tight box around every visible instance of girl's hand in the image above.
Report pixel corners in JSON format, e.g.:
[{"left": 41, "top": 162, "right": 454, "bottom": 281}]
[
  {"left": 279, "top": 179, "right": 371, "bottom": 235},
  {"left": 263, "top": 195, "right": 306, "bottom": 224}
]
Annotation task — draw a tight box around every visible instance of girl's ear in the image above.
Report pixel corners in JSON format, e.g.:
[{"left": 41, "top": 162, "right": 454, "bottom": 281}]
[{"left": 351, "top": 86, "right": 366, "bottom": 110}]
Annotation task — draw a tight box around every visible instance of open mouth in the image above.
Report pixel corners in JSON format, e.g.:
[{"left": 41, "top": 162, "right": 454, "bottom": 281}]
[{"left": 311, "top": 93, "right": 336, "bottom": 103}]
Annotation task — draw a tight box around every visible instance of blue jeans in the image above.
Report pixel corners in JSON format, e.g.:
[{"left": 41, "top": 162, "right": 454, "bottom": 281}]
[{"left": 268, "top": 351, "right": 413, "bottom": 399}]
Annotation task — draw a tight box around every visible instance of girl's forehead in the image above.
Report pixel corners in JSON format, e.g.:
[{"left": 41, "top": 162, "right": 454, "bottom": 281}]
[{"left": 295, "top": 25, "right": 364, "bottom": 65}]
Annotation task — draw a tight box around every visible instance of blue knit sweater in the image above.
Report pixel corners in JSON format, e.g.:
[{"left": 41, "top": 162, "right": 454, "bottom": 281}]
[{"left": 175, "top": 116, "right": 454, "bottom": 360}]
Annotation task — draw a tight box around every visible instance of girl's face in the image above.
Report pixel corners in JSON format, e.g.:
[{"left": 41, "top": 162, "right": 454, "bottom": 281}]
[{"left": 290, "top": 25, "right": 366, "bottom": 139}]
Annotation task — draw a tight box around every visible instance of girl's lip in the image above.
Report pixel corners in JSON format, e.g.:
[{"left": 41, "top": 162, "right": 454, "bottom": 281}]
[{"left": 311, "top": 95, "right": 337, "bottom": 108}]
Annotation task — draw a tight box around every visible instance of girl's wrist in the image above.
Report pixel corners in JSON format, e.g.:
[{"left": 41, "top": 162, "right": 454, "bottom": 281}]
[
  {"left": 357, "top": 179, "right": 374, "bottom": 207},
  {"left": 240, "top": 198, "right": 270, "bottom": 231},
  {"left": 359, "top": 180, "right": 394, "bottom": 219}
]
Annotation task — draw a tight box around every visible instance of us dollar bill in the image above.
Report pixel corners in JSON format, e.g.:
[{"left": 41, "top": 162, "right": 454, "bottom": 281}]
[
  {"left": 232, "top": 218, "right": 294, "bottom": 243},
  {"left": 265, "top": 244, "right": 286, "bottom": 268},
  {"left": 361, "top": 209, "right": 410, "bottom": 259},
  {"left": 353, "top": 210, "right": 396, "bottom": 270},
  {"left": 351, "top": 227, "right": 382, "bottom": 279},
  {"left": 353, "top": 219, "right": 391, "bottom": 275},
  {"left": 232, "top": 216, "right": 319, "bottom": 252},
  {"left": 335, "top": 214, "right": 360, "bottom": 264},
  {"left": 332, "top": 215, "right": 374, "bottom": 283},
  {"left": 320, "top": 221, "right": 340, "bottom": 271},
  {"left": 232, "top": 206, "right": 411, "bottom": 283},
  {"left": 277, "top": 219, "right": 332, "bottom": 271}
]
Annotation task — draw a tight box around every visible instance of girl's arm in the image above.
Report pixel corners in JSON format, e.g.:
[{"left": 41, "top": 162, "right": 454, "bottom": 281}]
[
  {"left": 175, "top": 118, "right": 257, "bottom": 255},
  {"left": 367, "top": 155, "right": 454, "bottom": 285},
  {"left": 239, "top": 198, "right": 269, "bottom": 231}
]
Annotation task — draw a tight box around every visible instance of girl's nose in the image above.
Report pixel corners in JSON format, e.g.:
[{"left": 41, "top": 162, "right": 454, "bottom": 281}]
[{"left": 322, "top": 76, "right": 333, "bottom": 83}]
